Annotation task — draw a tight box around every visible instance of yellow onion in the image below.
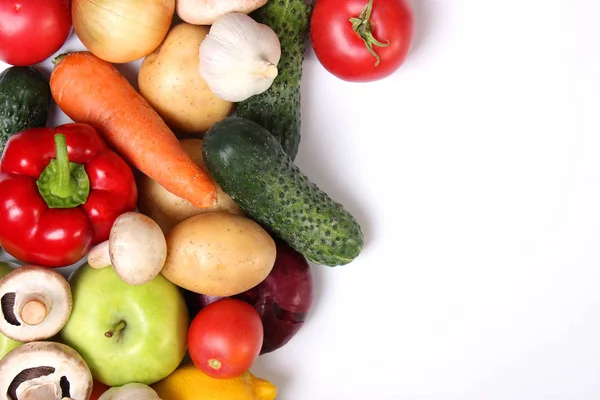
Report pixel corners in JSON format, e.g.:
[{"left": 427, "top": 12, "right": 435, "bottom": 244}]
[{"left": 72, "top": 0, "right": 175, "bottom": 63}]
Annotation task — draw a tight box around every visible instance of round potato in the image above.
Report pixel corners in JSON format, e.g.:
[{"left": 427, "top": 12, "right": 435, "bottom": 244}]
[
  {"left": 138, "top": 138, "right": 243, "bottom": 234},
  {"left": 162, "top": 212, "right": 276, "bottom": 296},
  {"left": 138, "top": 22, "right": 233, "bottom": 134}
]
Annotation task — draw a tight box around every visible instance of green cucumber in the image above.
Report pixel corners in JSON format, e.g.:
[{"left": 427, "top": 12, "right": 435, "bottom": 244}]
[
  {"left": 236, "top": 0, "right": 313, "bottom": 160},
  {"left": 203, "top": 117, "right": 364, "bottom": 267},
  {"left": 0, "top": 66, "right": 50, "bottom": 153}
]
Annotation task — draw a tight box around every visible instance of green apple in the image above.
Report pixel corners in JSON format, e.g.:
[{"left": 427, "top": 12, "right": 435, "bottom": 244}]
[
  {"left": 0, "top": 262, "right": 22, "bottom": 360},
  {"left": 0, "top": 334, "right": 21, "bottom": 361},
  {"left": 60, "top": 263, "right": 189, "bottom": 386}
]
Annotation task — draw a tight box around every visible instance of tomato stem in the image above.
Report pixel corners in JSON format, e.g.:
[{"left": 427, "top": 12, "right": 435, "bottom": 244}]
[
  {"left": 349, "top": 0, "right": 390, "bottom": 66},
  {"left": 208, "top": 359, "right": 222, "bottom": 370}
]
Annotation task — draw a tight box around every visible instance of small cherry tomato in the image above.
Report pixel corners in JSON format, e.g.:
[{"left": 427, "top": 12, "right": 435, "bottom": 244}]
[
  {"left": 0, "top": 0, "right": 72, "bottom": 66},
  {"left": 310, "top": 0, "right": 415, "bottom": 82},
  {"left": 188, "top": 298, "right": 264, "bottom": 379}
]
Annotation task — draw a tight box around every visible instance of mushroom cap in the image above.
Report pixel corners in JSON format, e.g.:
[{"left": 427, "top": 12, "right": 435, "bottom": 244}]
[
  {"left": 0, "top": 341, "right": 93, "bottom": 400},
  {"left": 109, "top": 212, "right": 167, "bottom": 286},
  {"left": 0, "top": 266, "right": 72, "bottom": 342}
]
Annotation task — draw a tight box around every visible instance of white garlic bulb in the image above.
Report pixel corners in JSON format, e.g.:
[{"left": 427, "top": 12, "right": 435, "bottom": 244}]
[
  {"left": 199, "top": 12, "right": 282, "bottom": 102},
  {"left": 98, "top": 383, "right": 162, "bottom": 400}
]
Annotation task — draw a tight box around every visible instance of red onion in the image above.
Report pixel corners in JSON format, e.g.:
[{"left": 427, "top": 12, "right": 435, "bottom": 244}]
[{"left": 185, "top": 240, "right": 314, "bottom": 354}]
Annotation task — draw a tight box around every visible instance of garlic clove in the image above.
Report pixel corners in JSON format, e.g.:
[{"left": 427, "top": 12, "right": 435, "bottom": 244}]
[{"left": 199, "top": 12, "right": 282, "bottom": 102}]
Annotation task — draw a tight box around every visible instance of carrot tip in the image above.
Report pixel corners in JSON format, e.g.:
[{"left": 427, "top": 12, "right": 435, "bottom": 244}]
[{"left": 195, "top": 192, "right": 219, "bottom": 209}]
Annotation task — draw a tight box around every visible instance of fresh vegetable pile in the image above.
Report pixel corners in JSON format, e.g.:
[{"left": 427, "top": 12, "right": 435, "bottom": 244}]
[{"left": 0, "top": 0, "right": 414, "bottom": 398}]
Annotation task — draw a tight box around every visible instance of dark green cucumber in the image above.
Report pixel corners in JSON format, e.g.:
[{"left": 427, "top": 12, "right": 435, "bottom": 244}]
[
  {"left": 0, "top": 66, "right": 50, "bottom": 152},
  {"left": 236, "top": 0, "right": 313, "bottom": 160},
  {"left": 203, "top": 117, "right": 364, "bottom": 267}
]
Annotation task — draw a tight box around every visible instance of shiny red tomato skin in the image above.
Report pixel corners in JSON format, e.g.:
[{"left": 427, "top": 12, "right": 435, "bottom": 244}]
[
  {"left": 188, "top": 299, "right": 264, "bottom": 379},
  {"left": 0, "top": 0, "right": 72, "bottom": 66},
  {"left": 310, "top": 0, "right": 414, "bottom": 82},
  {"left": 90, "top": 380, "right": 109, "bottom": 400}
]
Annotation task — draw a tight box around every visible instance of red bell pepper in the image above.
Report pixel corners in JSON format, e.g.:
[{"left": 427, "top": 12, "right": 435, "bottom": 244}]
[{"left": 0, "top": 123, "right": 138, "bottom": 267}]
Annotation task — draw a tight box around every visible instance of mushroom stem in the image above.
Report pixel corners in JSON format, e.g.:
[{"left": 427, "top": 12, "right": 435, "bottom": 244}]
[
  {"left": 88, "top": 241, "right": 111, "bottom": 269},
  {"left": 20, "top": 299, "right": 47, "bottom": 325},
  {"left": 104, "top": 321, "right": 126, "bottom": 338},
  {"left": 20, "top": 382, "right": 60, "bottom": 400}
]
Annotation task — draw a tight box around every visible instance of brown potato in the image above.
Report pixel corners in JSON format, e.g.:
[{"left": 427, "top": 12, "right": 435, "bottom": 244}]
[
  {"left": 138, "top": 22, "right": 233, "bottom": 134},
  {"left": 137, "top": 138, "right": 243, "bottom": 234},
  {"left": 162, "top": 212, "right": 276, "bottom": 296}
]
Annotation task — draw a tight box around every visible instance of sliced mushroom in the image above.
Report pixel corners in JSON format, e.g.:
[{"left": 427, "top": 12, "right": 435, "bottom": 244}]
[
  {"left": 0, "top": 266, "right": 72, "bottom": 342},
  {"left": 87, "top": 212, "right": 167, "bottom": 286},
  {"left": 0, "top": 341, "right": 92, "bottom": 400}
]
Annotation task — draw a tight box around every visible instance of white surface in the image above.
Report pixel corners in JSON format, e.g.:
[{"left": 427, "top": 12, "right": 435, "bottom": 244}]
[{"left": 2, "top": 0, "right": 600, "bottom": 398}]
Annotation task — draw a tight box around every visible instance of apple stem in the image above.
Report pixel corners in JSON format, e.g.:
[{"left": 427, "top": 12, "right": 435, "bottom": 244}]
[{"left": 104, "top": 320, "right": 127, "bottom": 338}]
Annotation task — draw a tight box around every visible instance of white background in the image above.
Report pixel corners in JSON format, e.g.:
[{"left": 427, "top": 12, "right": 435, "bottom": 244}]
[{"left": 2, "top": 0, "right": 600, "bottom": 398}]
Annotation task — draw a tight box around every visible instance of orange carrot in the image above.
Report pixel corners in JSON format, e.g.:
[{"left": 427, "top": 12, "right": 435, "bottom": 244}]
[{"left": 50, "top": 51, "right": 217, "bottom": 209}]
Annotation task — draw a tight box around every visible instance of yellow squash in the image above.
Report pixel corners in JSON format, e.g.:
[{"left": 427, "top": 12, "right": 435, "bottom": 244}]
[{"left": 152, "top": 363, "right": 277, "bottom": 400}]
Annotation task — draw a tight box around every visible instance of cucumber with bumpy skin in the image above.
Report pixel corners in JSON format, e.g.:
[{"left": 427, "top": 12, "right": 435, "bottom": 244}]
[
  {"left": 202, "top": 117, "right": 364, "bottom": 267},
  {"left": 0, "top": 67, "right": 50, "bottom": 153},
  {"left": 236, "top": 0, "right": 312, "bottom": 160}
]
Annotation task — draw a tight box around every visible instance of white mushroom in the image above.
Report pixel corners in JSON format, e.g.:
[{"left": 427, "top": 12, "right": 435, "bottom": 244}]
[
  {"left": 87, "top": 212, "right": 167, "bottom": 286},
  {"left": 98, "top": 383, "right": 162, "bottom": 400},
  {"left": 0, "top": 266, "right": 72, "bottom": 342},
  {"left": 0, "top": 341, "right": 92, "bottom": 400}
]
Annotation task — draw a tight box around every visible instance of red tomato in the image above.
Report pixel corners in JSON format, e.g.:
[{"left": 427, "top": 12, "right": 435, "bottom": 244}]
[
  {"left": 90, "top": 380, "right": 109, "bottom": 400},
  {"left": 310, "top": 0, "right": 414, "bottom": 82},
  {"left": 0, "top": 0, "right": 72, "bottom": 66},
  {"left": 188, "top": 298, "right": 264, "bottom": 379}
]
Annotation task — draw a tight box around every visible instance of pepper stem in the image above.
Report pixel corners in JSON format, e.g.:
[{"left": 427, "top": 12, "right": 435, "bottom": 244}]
[
  {"left": 349, "top": 0, "right": 390, "bottom": 66},
  {"left": 50, "top": 134, "right": 75, "bottom": 199},
  {"left": 36, "top": 133, "right": 91, "bottom": 209}
]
